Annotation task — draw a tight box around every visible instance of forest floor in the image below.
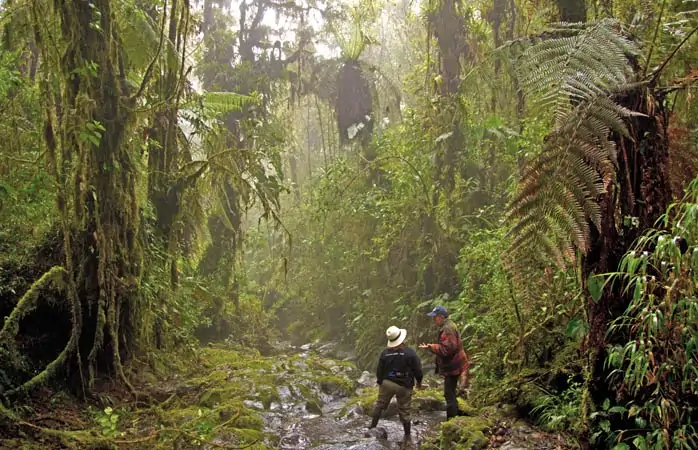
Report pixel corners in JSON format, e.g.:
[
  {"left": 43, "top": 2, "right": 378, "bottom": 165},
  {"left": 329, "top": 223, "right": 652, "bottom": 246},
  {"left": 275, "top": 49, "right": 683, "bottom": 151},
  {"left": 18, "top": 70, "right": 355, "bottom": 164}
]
[{"left": 0, "top": 341, "right": 575, "bottom": 450}]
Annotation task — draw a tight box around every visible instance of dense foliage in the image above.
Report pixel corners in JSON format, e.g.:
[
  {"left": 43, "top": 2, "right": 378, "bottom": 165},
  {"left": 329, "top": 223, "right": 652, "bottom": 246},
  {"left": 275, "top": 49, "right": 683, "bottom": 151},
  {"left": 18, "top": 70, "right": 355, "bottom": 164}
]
[{"left": 1, "top": 0, "right": 697, "bottom": 448}]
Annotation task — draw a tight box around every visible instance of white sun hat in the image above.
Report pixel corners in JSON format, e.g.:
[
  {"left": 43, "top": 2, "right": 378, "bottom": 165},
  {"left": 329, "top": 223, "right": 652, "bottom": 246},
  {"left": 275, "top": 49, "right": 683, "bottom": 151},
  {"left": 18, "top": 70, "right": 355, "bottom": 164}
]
[{"left": 386, "top": 326, "right": 407, "bottom": 348}]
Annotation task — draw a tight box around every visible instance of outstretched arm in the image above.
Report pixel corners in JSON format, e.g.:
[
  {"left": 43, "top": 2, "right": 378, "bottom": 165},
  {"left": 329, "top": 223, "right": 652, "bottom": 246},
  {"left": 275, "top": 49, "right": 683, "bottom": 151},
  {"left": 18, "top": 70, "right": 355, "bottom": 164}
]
[{"left": 428, "top": 331, "right": 459, "bottom": 358}]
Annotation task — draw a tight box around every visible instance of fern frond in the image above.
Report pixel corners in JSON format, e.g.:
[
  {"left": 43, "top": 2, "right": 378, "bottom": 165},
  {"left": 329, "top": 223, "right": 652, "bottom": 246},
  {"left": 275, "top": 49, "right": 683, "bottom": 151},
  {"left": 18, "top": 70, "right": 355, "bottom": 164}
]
[
  {"left": 507, "top": 19, "right": 640, "bottom": 272},
  {"left": 115, "top": 2, "right": 180, "bottom": 72},
  {"left": 202, "top": 92, "right": 255, "bottom": 115}
]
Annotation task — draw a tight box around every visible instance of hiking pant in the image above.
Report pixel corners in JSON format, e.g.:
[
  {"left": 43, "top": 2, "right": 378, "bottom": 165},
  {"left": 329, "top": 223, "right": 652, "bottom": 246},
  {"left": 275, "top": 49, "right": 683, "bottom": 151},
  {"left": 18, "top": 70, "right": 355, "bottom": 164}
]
[
  {"left": 444, "top": 374, "right": 459, "bottom": 419},
  {"left": 372, "top": 379, "right": 413, "bottom": 423}
]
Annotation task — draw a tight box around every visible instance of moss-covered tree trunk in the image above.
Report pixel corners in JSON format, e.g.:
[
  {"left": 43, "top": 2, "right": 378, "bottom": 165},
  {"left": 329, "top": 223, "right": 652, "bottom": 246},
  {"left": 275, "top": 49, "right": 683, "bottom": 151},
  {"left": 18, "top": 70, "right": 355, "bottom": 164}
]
[
  {"left": 580, "top": 87, "right": 672, "bottom": 446},
  {"left": 36, "top": 0, "right": 143, "bottom": 388}
]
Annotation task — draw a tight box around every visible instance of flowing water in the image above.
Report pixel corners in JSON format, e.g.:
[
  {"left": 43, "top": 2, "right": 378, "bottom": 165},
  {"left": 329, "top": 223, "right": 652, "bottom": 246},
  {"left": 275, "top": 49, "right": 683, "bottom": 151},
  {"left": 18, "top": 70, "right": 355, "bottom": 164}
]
[
  {"left": 245, "top": 341, "right": 445, "bottom": 449},
  {"left": 207, "top": 341, "right": 571, "bottom": 450}
]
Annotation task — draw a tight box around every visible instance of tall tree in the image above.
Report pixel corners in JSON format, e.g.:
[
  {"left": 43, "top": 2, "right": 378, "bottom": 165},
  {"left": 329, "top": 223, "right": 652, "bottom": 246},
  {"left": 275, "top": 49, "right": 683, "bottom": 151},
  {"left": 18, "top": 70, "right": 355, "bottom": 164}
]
[{"left": 29, "top": 0, "right": 146, "bottom": 389}]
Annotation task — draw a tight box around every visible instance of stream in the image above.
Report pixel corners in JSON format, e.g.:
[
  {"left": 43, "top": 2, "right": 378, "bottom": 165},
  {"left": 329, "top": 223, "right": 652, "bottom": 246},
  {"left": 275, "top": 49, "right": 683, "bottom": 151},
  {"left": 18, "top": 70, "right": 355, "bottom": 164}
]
[
  {"left": 248, "top": 341, "right": 445, "bottom": 450},
  {"left": 223, "top": 341, "right": 571, "bottom": 450}
]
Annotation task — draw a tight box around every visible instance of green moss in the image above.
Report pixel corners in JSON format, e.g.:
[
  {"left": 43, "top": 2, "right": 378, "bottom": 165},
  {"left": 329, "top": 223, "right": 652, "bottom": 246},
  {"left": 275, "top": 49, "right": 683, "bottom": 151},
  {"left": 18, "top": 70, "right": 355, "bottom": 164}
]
[
  {"left": 436, "top": 416, "right": 493, "bottom": 450},
  {"left": 315, "top": 374, "right": 356, "bottom": 396},
  {"left": 346, "top": 388, "right": 378, "bottom": 415}
]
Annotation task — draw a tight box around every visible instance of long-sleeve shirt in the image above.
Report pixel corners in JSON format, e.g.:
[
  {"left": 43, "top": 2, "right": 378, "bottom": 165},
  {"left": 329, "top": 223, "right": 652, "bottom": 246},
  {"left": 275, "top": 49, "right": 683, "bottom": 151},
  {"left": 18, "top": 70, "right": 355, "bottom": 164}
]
[
  {"left": 375, "top": 345, "right": 423, "bottom": 388},
  {"left": 428, "top": 319, "right": 469, "bottom": 376}
]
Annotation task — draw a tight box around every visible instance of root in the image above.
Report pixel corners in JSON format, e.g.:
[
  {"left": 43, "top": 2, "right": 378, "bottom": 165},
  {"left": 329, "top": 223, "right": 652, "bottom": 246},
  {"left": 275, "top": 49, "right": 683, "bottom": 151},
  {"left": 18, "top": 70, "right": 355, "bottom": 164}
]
[
  {"left": 0, "top": 266, "right": 68, "bottom": 346},
  {"left": 114, "top": 426, "right": 260, "bottom": 449},
  {"left": 1, "top": 404, "right": 114, "bottom": 450},
  {"left": 0, "top": 266, "right": 81, "bottom": 397},
  {"left": 5, "top": 331, "right": 78, "bottom": 397}
]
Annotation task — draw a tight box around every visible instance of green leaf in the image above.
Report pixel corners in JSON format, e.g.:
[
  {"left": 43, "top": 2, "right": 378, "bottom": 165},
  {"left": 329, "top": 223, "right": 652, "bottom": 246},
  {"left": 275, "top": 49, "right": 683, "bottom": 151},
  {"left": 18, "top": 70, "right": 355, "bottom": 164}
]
[
  {"left": 565, "top": 316, "right": 588, "bottom": 340},
  {"left": 633, "top": 435, "right": 647, "bottom": 450},
  {"left": 600, "top": 419, "right": 611, "bottom": 432},
  {"left": 202, "top": 91, "right": 254, "bottom": 115},
  {"left": 588, "top": 274, "right": 604, "bottom": 302},
  {"left": 611, "top": 444, "right": 630, "bottom": 450}
]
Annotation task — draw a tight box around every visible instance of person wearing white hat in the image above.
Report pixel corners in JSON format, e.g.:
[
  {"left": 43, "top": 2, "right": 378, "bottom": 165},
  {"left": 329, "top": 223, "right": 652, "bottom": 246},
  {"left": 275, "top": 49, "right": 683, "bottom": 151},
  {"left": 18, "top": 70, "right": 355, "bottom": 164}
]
[{"left": 368, "top": 325, "right": 423, "bottom": 440}]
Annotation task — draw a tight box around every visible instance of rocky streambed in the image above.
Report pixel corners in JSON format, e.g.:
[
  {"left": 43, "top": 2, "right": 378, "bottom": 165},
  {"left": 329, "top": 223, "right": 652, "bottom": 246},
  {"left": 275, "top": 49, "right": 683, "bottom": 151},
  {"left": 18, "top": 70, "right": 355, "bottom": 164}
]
[
  {"left": 9, "top": 340, "right": 570, "bottom": 450},
  {"left": 239, "top": 341, "right": 447, "bottom": 449},
  {"left": 194, "top": 340, "right": 571, "bottom": 450}
]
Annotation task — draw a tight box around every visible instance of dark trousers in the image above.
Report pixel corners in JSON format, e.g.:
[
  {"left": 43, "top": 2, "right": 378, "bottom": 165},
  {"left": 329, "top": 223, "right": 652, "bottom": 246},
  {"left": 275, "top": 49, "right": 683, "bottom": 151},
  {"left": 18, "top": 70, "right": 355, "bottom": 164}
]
[{"left": 444, "top": 374, "right": 459, "bottom": 418}]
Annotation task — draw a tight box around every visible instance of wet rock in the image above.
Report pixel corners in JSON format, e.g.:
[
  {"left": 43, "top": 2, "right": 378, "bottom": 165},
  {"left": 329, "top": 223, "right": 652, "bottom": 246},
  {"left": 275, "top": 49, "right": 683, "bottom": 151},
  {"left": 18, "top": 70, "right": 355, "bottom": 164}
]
[
  {"left": 343, "top": 404, "right": 365, "bottom": 419},
  {"left": 317, "top": 342, "right": 338, "bottom": 356},
  {"left": 414, "top": 396, "right": 444, "bottom": 412},
  {"left": 500, "top": 443, "right": 527, "bottom": 450},
  {"left": 357, "top": 371, "right": 375, "bottom": 387},
  {"left": 320, "top": 377, "right": 355, "bottom": 397},
  {"left": 305, "top": 399, "right": 323, "bottom": 415},
  {"left": 294, "top": 360, "right": 310, "bottom": 370},
  {"left": 277, "top": 385, "right": 294, "bottom": 402},
  {"left": 280, "top": 432, "right": 310, "bottom": 449},
  {"left": 364, "top": 427, "right": 388, "bottom": 440},
  {"left": 300, "top": 343, "right": 313, "bottom": 351},
  {"left": 243, "top": 400, "right": 265, "bottom": 410}
]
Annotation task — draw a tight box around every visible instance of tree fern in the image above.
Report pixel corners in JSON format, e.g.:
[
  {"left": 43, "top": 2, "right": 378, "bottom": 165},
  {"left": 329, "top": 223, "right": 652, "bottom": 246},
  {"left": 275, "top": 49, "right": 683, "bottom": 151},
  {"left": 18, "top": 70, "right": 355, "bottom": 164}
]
[
  {"left": 115, "top": 1, "right": 180, "bottom": 72},
  {"left": 201, "top": 91, "right": 255, "bottom": 116},
  {"left": 506, "top": 19, "right": 643, "bottom": 271}
]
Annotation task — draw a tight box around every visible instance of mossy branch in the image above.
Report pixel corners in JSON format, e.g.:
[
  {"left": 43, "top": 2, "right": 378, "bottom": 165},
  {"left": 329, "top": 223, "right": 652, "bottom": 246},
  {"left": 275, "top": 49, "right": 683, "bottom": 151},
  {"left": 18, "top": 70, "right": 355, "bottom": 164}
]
[
  {"left": 0, "top": 266, "right": 68, "bottom": 345},
  {"left": 0, "top": 266, "right": 83, "bottom": 397}
]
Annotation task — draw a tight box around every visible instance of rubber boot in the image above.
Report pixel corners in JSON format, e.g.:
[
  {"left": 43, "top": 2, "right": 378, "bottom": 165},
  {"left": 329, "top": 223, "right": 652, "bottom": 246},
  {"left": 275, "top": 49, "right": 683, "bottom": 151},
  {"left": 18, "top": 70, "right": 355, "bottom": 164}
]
[
  {"left": 402, "top": 420, "right": 411, "bottom": 438},
  {"left": 368, "top": 413, "right": 380, "bottom": 429}
]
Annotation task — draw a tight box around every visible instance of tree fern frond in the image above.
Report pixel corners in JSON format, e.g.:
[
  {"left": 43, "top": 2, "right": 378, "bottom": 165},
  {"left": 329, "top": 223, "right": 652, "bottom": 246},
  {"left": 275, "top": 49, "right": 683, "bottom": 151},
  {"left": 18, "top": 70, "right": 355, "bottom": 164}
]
[
  {"left": 507, "top": 19, "right": 642, "bottom": 273},
  {"left": 518, "top": 19, "right": 638, "bottom": 111},
  {"left": 202, "top": 92, "right": 255, "bottom": 116},
  {"left": 115, "top": 2, "right": 180, "bottom": 72}
]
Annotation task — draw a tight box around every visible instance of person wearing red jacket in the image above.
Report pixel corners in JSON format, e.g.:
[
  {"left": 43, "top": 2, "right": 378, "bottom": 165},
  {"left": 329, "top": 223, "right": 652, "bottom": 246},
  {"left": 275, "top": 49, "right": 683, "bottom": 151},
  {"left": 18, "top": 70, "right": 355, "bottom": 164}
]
[{"left": 419, "top": 306, "right": 470, "bottom": 420}]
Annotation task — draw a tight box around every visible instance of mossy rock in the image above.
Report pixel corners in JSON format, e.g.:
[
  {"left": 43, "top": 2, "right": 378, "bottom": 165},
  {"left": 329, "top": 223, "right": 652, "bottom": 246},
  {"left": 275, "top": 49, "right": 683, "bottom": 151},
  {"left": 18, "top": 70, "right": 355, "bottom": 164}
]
[
  {"left": 317, "top": 375, "right": 356, "bottom": 397},
  {"left": 437, "top": 416, "right": 493, "bottom": 450},
  {"left": 199, "top": 386, "right": 246, "bottom": 407}
]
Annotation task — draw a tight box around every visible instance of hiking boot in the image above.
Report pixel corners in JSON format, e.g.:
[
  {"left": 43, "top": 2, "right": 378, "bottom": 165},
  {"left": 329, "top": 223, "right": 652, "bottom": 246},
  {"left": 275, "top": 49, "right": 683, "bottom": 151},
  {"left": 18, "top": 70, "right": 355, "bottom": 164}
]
[{"left": 369, "top": 414, "right": 380, "bottom": 429}]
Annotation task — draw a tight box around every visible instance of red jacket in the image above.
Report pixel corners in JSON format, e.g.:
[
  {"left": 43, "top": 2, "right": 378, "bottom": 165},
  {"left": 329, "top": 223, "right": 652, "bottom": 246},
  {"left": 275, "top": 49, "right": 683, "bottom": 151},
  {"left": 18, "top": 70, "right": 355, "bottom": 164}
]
[{"left": 429, "top": 319, "right": 469, "bottom": 377}]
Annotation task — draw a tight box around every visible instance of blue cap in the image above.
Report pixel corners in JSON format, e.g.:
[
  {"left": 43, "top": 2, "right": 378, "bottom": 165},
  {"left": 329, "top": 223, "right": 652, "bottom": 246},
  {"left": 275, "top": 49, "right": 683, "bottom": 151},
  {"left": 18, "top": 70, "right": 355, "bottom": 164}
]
[{"left": 427, "top": 306, "right": 448, "bottom": 317}]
